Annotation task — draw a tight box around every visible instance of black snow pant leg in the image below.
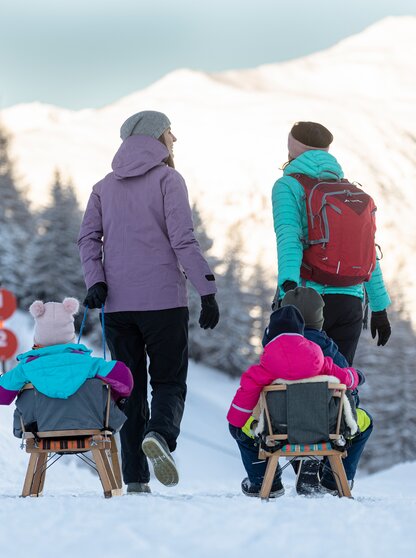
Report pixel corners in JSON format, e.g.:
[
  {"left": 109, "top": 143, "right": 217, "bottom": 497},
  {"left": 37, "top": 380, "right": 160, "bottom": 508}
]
[
  {"left": 140, "top": 307, "right": 189, "bottom": 452},
  {"left": 104, "top": 312, "right": 150, "bottom": 484},
  {"left": 321, "top": 294, "right": 363, "bottom": 366},
  {"left": 104, "top": 308, "right": 189, "bottom": 483}
]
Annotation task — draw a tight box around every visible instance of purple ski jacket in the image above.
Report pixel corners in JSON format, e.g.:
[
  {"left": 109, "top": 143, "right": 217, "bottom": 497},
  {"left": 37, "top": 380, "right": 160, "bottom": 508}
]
[{"left": 78, "top": 135, "right": 216, "bottom": 312}]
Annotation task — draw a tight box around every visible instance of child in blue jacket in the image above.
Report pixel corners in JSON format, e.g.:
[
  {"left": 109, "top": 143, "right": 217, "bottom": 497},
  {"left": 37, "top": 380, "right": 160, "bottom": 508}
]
[{"left": 0, "top": 298, "right": 133, "bottom": 407}]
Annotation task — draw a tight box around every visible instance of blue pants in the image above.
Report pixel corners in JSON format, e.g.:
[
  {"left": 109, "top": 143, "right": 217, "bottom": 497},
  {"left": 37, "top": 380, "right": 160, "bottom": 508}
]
[
  {"left": 321, "top": 417, "right": 373, "bottom": 488},
  {"left": 229, "top": 424, "right": 282, "bottom": 487}
]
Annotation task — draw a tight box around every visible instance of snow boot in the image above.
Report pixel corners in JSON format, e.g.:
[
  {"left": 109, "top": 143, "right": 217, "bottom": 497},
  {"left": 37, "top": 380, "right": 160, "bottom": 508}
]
[
  {"left": 142, "top": 431, "right": 179, "bottom": 487},
  {"left": 127, "top": 482, "right": 151, "bottom": 494},
  {"left": 241, "top": 477, "right": 285, "bottom": 498},
  {"left": 295, "top": 458, "right": 322, "bottom": 496},
  {"left": 320, "top": 477, "right": 354, "bottom": 496}
]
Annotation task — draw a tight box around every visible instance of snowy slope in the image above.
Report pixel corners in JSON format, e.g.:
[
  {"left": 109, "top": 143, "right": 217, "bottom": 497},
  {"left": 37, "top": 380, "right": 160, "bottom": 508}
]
[{"left": 0, "top": 312, "right": 414, "bottom": 558}]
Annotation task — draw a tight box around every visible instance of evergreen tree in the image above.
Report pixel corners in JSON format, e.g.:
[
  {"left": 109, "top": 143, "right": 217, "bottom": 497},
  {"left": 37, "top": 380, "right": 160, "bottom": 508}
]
[
  {"left": 23, "top": 172, "right": 84, "bottom": 307},
  {"left": 246, "top": 257, "right": 275, "bottom": 356},
  {"left": 0, "top": 125, "right": 33, "bottom": 301},
  {"left": 203, "top": 225, "right": 257, "bottom": 377},
  {"left": 188, "top": 202, "right": 220, "bottom": 361},
  {"left": 354, "top": 308, "right": 416, "bottom": 473}
]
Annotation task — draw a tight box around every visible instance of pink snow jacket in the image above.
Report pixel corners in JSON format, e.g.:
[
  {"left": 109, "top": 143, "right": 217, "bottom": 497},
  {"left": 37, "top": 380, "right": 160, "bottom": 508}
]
[{"left": 227, "top": 333, "right": 359, "bottom": 427}]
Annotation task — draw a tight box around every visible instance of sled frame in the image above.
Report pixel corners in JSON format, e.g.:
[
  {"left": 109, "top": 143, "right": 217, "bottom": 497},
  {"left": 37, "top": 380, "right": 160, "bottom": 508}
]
[
  {"left": 20, "top": 384, "right": 123, "bottom": 498},
  {"left": 258, "top": 383, "right": 352, "bottom": 501}
]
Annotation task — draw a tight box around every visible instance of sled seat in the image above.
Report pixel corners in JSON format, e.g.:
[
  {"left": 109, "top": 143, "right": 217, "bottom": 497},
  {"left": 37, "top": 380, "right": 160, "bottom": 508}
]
[
  {"left": 258, "top": 382, "right": 352, "bottom": 501},
  {"left": 21, "top": 383, "right": 122, "bottom": 499}
]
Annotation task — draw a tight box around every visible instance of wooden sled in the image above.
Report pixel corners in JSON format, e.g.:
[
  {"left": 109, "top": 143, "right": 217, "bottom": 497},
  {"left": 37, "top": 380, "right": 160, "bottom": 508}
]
[
  {"left": 258, "top": 383, "right": 352, "bottom": 501},
  {"left": 21, "top": 383, "right": 123, "bottom": 498}
]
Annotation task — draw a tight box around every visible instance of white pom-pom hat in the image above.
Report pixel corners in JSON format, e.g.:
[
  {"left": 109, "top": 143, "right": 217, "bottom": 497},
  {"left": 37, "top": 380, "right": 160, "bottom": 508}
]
[{"left": 29, "top": 297, "right": 80, "bottom": 346}]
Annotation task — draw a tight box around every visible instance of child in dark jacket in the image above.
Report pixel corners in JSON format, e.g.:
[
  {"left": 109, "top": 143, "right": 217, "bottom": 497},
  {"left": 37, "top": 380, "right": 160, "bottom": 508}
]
[
  {"left": 0, "top": 298, "right": 133, "bottom": 434},
  {"left": 228, "top": 304, "right": 359, "bottom": 498},
  {"left": 279, "top": 287, "right": 373, "bottom": 494}
]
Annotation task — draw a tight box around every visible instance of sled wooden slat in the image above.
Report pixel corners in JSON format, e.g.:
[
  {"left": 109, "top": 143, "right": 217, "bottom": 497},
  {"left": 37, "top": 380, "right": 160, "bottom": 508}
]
[{"left": 258, "top": 382, "right": 352, "bottom": 501}]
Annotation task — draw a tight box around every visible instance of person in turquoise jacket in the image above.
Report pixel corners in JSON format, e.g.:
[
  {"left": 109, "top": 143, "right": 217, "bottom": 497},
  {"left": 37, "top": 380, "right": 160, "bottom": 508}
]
[
  {"left": 272, "top": 121, "right": 391, "bottom": 365},
  {"left": 0, "top": 298, "right": 133, "bottom": 405}
]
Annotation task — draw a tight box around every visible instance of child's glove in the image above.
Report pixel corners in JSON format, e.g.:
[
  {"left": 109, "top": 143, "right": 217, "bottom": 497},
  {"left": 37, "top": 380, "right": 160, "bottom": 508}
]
[
  {"left": 344, "top": 368, "right": 359, "bottom": 390},
  {"left": 241, "top": 416, "right": 258, "bottom": 439},
  {"left": 356, "top": 368, "right": 366, "bottom": 386}
]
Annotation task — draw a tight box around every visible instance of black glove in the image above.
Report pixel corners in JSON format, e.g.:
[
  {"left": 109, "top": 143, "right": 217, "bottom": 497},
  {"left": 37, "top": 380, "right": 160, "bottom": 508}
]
[
  {"left": 370, "top": 309, "right": 391, "bottom": 346},
  {"left": 83, "top": 282, "right": 108, "bottom": 309},
  {"left": 199, "top": 294, "right": 220, "bottom": 329},
  {"left": 282, "top": 280, "right": 297, "bottom": 293}
]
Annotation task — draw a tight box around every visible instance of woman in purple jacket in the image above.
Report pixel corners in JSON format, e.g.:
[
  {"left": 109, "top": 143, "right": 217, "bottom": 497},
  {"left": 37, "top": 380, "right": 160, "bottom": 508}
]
[{"left": 78, "top": 110, "right": 219, "bottom": 493}]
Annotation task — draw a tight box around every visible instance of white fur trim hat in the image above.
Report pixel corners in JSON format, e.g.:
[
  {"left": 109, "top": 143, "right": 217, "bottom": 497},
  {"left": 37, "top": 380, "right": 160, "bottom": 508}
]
[{"left": 29, "top": 298, "right": 80, "bottom": 346}]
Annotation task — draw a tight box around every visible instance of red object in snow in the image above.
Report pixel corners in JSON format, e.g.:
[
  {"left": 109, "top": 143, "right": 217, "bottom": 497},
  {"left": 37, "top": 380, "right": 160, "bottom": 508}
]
[
  {"left": 0, "top": 328, "right": 18, "bottom": 361},
  {"left": 0, "top": 288, "right": 17, "bottom": 321}
]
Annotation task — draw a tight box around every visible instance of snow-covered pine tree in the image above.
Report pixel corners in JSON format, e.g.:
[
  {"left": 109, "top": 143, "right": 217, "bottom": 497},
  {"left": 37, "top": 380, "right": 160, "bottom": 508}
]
[
  {"left": 23, "top": 172, "right": 85, "bottom": 307},
  {"left": 354, "top": 306, "right": 416, "bottom": 473},
  {"left": 205, "top": 225, "right": 257, "bottom": 376},
  {"left": 246, "top": 258, "right": 275, "bottom": 356},
  {"left": 188, "top": 202, "right": 220, "bottom": 362},
  {"left": 0, "top": 125, "right": 33, "bottom": 302}
]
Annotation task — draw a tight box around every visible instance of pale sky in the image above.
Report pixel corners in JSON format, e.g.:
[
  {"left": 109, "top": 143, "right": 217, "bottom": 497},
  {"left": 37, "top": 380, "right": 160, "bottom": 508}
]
[{"left": 1, "top": 0, "right": 415, "bottom": 110}]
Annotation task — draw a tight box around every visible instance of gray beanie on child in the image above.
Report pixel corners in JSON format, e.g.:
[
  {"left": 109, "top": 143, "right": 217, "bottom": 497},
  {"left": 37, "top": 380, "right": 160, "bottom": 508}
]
[
  {"left": 120, "top": 110, "right": 171, "bottom": 141},
  {"left": 281, "top": 287, "right": 325, "bottom": 330}
]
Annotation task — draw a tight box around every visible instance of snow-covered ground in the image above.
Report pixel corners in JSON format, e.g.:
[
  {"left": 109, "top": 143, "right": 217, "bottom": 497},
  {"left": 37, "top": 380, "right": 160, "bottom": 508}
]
[{"left": 0, "top": 314, "right": 413, "bottom": 558}]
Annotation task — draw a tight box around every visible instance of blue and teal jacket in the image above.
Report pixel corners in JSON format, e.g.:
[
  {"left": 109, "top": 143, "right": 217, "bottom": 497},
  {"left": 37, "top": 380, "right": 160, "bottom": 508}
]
[
  {"left": 0, "top": 343, "right": 133, "bottom": 405},
  {"left": 271, "top": 150, "right": 391, "bottom": 311}
]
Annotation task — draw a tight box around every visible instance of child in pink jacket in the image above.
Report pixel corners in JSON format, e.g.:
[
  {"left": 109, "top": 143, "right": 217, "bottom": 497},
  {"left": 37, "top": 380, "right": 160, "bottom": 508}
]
[{"left": 227, "top": 305, "right": 359, "bottom": 498}]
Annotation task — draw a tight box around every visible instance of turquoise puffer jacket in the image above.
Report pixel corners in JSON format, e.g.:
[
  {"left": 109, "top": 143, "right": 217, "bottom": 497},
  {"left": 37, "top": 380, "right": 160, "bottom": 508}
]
[
  {"left": 0, "top": 344, "right": 130, "bottom": 401},
  {"left": 271, "top": 150, "right": 391, "bottom": 311}
]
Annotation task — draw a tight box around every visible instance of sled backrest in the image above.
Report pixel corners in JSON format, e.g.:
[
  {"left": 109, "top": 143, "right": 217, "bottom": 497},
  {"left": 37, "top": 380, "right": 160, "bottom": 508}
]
[{"left": 259, "top": 382, "right": 346, "bottom": 446}]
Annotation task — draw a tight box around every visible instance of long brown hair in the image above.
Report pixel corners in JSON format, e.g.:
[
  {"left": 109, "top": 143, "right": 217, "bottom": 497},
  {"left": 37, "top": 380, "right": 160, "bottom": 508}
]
[{"left": 158, "top": 134, "right": 175, "bottom": 169}]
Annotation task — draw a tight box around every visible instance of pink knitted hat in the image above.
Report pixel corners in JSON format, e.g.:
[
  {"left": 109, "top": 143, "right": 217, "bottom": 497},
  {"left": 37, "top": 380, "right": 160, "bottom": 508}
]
[{"left": 29, "top": 298, "right": 80, "bottom": 346}]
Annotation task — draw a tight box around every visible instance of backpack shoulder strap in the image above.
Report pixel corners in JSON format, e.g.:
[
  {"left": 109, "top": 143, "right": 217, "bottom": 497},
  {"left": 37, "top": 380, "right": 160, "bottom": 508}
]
[{"left": 288, "top": 173, "right": 348, "bottom": 191}]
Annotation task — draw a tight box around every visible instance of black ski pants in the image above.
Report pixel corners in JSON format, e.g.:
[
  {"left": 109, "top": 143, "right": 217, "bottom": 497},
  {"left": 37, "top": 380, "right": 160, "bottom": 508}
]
[
  {"left": 321, "top": 294, "right": 363, "bottom": 366},
  {"left": 104, "top": 307, "right": 189, "bottom": 484}
]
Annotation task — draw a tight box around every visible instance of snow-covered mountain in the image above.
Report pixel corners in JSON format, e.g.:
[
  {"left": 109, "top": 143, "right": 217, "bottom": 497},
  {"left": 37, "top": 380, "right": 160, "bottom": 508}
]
[{"left": 2, "top": 16, "right": 416, "bottom": 322}]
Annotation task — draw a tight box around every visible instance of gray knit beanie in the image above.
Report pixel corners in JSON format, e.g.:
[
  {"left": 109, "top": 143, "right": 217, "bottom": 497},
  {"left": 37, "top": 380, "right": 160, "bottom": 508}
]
[
  {"left": 120, "top": 110, "right": 171, "bottom": 141},
  {"left": 281, "top": 287, "right": 325, "bottom": 330}
]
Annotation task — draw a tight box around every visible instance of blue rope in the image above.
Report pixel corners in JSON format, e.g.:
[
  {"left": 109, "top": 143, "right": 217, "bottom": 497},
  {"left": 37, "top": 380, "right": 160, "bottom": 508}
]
[
  {"left": 77, "top": 305, "right": 106, "bottom": 361},
  {"left": 77, "top": 306, "right": 89, "bottom": 344},
  {"left": 101, "top": 305, "right": 106, "bottom": 360}
]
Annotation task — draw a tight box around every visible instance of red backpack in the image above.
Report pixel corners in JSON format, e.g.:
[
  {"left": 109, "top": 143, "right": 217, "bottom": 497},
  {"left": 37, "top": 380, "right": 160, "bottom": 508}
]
[{"left": 290, "top": 173, "right": 377, "bottom": 287}]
